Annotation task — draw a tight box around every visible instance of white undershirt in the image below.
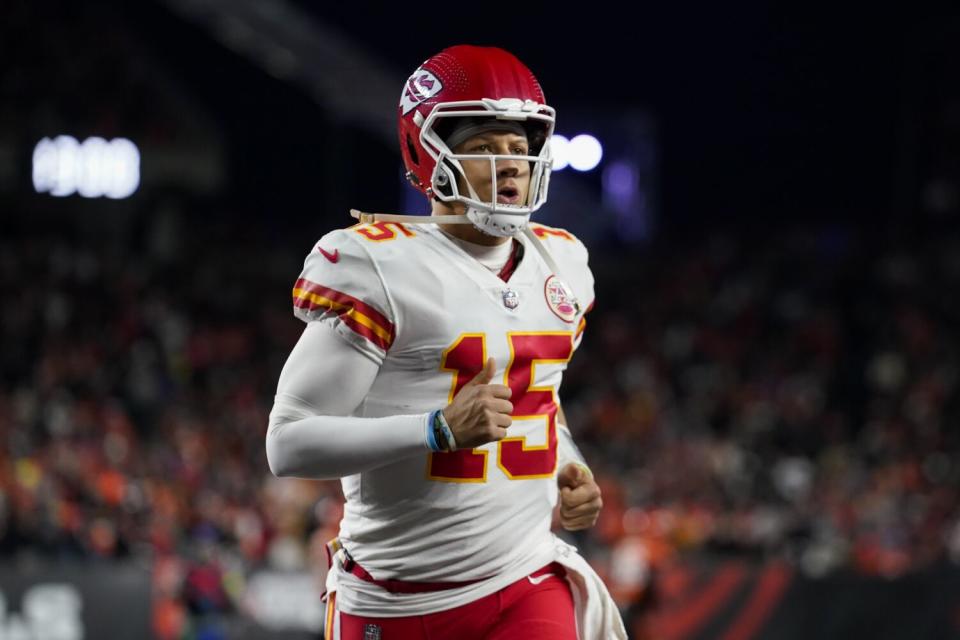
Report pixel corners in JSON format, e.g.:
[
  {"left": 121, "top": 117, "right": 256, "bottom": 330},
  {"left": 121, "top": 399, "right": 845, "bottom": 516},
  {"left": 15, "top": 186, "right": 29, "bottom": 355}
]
[{"left": 439, "top": 229, "right": 514, "bottom": 273}]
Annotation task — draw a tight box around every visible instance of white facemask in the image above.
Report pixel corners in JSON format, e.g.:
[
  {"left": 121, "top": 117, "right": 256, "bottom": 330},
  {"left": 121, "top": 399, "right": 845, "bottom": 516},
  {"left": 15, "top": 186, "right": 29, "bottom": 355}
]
[{"left": 419, "top": 99, "right": 556, "bottom": 237}]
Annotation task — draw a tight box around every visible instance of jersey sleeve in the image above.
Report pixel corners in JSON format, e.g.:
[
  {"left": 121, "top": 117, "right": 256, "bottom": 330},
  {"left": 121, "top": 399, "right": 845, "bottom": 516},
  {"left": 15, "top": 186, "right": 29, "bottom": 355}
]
[
  {"left": 571, "top": 236, "right": 595, "bottom": 351},
  {"left": 291, "top": 229, "right": 396, "bottom": 365}
]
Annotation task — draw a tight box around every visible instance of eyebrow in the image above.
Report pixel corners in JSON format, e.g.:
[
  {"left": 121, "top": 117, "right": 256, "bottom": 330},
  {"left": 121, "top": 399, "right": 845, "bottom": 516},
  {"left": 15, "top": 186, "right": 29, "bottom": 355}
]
[{"left": 468, "top": 133, "right": 529, "bottom": 144}]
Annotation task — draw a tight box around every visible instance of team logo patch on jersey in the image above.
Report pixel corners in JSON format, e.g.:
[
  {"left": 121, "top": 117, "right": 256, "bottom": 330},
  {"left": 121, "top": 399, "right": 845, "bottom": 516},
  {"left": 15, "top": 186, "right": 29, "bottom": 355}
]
[
  {"left": 544, "top": 275, "right": 578, "bottom": 323},
  {"left": 502, "top": 288, "right": 520, "bottom": 309},
  {"left": 363, "top": 623, "right": 382, "bottom": 640},
  {"left": 399, "top": 69, "right": 443, "bottom": 115}
]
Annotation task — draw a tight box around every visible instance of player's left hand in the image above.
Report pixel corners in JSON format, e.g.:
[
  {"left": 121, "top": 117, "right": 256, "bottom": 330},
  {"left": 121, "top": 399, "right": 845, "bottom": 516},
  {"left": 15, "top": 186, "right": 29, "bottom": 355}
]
[{"left": 557, "top": 463, "right": 602, "bottom": 531}]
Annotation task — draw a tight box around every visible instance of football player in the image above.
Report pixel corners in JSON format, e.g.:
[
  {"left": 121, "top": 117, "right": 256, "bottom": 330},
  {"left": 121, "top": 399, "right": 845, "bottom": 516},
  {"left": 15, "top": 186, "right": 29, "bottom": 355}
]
[{"left": 267, "top": 45, "right": 626, "bottom": 639}]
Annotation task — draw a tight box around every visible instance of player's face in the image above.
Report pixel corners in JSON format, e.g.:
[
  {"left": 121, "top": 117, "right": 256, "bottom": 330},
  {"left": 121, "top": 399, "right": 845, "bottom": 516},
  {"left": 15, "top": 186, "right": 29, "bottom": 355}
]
[{"left": 452, "top": 131, "right": 531, "bottom": 207}]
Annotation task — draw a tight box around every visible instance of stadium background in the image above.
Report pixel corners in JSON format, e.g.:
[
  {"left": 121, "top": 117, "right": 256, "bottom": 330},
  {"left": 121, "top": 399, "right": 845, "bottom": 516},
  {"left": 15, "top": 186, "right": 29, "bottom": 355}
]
[{"left": 2, "top": 1, "right": 960, "bottom": 638}]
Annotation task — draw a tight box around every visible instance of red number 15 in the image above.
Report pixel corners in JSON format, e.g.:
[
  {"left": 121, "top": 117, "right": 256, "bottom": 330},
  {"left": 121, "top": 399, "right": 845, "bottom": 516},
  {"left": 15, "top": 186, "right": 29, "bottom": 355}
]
[{"left": 427, "top": 332, "right": 574, "bottom": 483}]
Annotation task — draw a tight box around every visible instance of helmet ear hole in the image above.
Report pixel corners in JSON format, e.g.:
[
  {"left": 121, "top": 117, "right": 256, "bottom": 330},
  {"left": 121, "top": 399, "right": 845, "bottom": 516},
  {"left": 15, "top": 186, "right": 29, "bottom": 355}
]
[
  {"left": 405, "top": 134, "right": 420, "bottom": 166},
  {"left": 435, "top": 159, "right": 456, "bottom": 197}
]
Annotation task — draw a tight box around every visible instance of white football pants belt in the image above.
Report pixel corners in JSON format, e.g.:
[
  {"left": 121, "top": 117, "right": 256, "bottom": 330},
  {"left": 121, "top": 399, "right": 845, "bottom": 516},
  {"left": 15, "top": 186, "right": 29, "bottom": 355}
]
[{"left": 348, "top": 209, "right": 581, "bottom": 314}]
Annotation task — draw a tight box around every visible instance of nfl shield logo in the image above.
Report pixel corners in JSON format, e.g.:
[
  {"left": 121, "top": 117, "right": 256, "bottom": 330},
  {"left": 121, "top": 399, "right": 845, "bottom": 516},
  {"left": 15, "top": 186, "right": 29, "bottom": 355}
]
[
  {"left": 502, "top": 288, "right": 519, "bottom": 309},
  {"left": 363, "top": 623, "right": 382, "bottom": 640}
]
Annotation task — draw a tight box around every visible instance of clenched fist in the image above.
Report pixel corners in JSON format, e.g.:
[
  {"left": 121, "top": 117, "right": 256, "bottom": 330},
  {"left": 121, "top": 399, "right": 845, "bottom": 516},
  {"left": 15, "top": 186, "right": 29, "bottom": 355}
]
[
  {"left": 442, "top": 357, "right": 513, "bottom": 450},
  {"left": 558, "top": 463, "right": 602, "bottom": 531}
]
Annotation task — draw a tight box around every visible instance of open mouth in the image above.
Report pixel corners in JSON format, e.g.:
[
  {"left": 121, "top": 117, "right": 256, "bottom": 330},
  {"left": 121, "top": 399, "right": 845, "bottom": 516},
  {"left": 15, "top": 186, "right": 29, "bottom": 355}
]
[{"left": 497, "top": 186, "right": 520, "bottom": 204}]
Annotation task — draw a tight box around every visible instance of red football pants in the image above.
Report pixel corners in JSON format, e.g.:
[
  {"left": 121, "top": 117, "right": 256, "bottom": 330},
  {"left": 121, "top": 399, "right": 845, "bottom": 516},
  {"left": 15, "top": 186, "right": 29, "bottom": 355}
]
[{"left": 332, "top": 563, "right": 577, "bottom": 640}]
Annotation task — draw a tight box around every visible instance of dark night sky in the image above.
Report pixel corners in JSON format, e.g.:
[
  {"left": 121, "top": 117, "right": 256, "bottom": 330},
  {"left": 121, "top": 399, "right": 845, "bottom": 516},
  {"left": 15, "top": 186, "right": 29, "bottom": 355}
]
[
  {"left": 121, "top": 3, "right": 959, "bottom": 233},
  {"left": 299, "top": 6, "right": 928, "bottom": 223}
]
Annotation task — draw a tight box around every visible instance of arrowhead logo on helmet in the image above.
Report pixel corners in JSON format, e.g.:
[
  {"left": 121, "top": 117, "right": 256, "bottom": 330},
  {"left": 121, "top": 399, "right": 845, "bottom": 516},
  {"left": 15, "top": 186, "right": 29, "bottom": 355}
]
[{"left": 399, "top": 71, "right": 444, "bottom": 116}]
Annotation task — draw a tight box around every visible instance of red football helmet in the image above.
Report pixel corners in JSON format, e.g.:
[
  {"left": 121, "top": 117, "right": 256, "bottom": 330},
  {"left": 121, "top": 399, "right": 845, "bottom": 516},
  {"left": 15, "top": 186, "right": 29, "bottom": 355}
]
[{"left": 397, "top": 45, "right": 556, "bottom": 236}]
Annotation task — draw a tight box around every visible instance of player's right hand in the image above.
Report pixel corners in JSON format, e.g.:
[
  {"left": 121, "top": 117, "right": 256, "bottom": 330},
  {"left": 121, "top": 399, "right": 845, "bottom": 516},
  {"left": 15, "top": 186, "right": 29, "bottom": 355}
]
[{"left": 442, "top": 357, "right": 513, "bottom": 449}]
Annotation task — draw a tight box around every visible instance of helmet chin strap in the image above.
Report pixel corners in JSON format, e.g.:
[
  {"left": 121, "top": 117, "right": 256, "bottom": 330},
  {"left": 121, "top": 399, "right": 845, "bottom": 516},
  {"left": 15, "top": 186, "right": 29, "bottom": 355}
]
[
  {"left": 350, "top": 209, "right": 472, "bottom": 225},
  {"left": 348, "top": 209, "right": 581, "bottom": 314}
]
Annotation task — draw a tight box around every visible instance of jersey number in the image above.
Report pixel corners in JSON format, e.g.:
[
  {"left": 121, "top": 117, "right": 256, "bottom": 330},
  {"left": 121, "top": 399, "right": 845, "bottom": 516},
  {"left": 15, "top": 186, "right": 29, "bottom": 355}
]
[
  {"left": 427, "top": 332, "right": 573, "bottom": 482},
  {"left": 354, "top": 222, "right": 415, "bottom": 242}
]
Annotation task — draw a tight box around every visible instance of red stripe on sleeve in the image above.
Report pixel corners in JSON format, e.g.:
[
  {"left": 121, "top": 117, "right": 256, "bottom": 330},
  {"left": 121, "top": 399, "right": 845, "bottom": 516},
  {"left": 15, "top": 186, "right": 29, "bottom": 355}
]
[
  {"left": 294, "top": 279, "right": 394, "bottom": 331},
  {"left": 293, "top": 279, "right": 395, "bottom": 351}
]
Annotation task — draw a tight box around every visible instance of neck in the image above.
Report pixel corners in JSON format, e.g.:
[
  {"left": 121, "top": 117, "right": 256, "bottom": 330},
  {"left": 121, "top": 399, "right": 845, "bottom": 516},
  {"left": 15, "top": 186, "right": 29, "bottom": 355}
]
[{"left": 431, "top": 201, "right": 510, "bottom": 246}]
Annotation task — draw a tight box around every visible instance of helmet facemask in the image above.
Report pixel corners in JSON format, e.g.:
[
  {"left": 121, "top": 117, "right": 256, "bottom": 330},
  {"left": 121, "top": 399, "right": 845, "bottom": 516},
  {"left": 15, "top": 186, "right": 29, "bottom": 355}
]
[{"left": 420, "top": 98, "right": 555, "bottom": 237}]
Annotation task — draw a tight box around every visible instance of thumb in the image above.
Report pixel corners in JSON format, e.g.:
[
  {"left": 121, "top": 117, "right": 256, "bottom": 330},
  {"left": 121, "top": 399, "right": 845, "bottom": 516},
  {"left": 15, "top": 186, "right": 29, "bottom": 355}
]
[
  {"left": 558, "top": 462, "right": 586, "bottom": 488},
  {"left": 468, "top": 357, "right": 497, "bottom": 386}
]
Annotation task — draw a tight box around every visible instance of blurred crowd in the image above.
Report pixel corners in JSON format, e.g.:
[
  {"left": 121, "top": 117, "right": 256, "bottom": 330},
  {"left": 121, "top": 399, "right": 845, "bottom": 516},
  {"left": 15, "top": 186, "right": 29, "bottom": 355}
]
[
  {"left": 1, "top": 212, "right": 959, "bottom": 637},
  {"left": 0, "top": 213, "right": 339, "bottom": 637},
  {"left": 565, "top": 225, "right": 960, "bottom": 607}
]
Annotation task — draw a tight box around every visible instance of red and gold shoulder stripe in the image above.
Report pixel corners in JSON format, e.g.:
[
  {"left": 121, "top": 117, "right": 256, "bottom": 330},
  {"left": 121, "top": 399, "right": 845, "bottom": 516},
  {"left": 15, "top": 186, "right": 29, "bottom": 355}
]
[{"left": 292, "top": 278, "right": 395, "bottom": 351}]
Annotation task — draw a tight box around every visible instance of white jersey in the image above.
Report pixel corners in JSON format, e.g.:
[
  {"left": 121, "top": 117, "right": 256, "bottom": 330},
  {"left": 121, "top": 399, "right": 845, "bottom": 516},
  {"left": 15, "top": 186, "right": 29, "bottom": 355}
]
[{"left": 291, "top": 221, "right": 595, "bottom": 614}]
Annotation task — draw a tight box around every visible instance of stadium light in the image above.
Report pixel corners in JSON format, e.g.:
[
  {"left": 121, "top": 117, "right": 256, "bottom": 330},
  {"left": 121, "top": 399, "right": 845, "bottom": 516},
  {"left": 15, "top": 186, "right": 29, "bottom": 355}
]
[
  {"left": 568, "top": 134, "right": 603, "bottom": 172},
  {"left": 33, "top": 136, "right": 141, "bottom": 199},
  {"left": 550, "top": 133, "right": 603, "bottom": 172}
]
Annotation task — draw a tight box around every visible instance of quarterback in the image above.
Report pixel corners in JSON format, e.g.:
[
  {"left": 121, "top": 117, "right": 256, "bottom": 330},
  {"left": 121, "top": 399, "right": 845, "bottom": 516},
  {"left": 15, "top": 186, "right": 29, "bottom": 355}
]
[{"left": 266, "top": 45, "right": 626, "bottom": 639}]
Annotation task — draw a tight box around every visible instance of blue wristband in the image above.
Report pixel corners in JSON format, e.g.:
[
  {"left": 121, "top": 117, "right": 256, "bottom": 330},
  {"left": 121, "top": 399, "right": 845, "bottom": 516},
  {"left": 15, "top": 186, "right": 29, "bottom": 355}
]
[
  {"left": 434, "top": 410, "right": 457, "bottom": 451},
  {"left": 426, "top": 410, "right": 442, "bottom": 452}
]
